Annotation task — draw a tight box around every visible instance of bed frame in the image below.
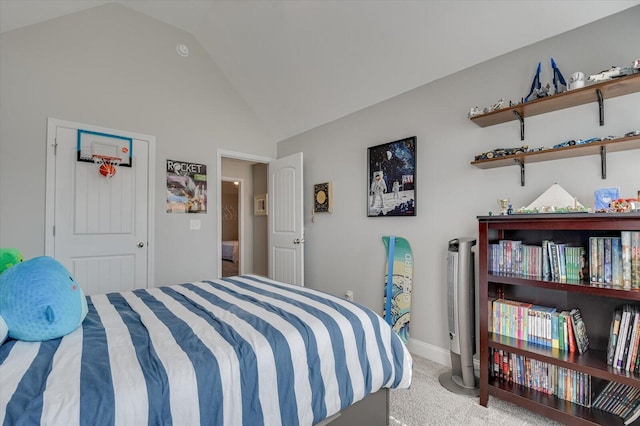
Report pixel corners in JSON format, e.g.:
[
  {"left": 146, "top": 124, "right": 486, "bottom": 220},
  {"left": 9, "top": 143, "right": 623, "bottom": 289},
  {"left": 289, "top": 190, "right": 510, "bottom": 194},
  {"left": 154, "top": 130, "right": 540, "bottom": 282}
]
[{"left": 324, "top": 388, "right": 389, "bottom": 426}]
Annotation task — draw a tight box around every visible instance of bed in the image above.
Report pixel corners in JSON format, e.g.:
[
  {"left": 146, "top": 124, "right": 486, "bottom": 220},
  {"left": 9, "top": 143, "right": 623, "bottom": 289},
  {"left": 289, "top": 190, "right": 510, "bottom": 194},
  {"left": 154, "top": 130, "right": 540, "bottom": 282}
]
[
  {"left": 221, "top": 240, "right": 239, "bottom": 263},
  {"left": 0, "top": 275, "right": 412, "bottom": 425}
]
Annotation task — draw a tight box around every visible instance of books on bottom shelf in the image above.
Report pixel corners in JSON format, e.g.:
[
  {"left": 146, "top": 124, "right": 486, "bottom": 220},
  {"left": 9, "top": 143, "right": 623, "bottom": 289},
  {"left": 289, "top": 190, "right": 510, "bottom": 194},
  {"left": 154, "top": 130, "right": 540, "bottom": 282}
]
[
  {"left": 489, "top": 298, "right": 589, "bottom": 354},
  {"left": 607, "top": 305, "right": 640, "bottom": 372},
  {"left": 592, "top": 381, "right": 640, "bottom": 425},
  {"left": 489, "top": 348, "right": 592, "bottom": 407}
]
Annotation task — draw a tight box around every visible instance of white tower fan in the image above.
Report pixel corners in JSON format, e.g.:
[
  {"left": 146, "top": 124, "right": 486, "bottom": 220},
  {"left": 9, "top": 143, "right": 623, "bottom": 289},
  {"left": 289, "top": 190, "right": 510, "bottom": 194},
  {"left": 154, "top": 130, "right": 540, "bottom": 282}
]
[{"left": 439, "top": 237, "right": 479, "bottom": 396}]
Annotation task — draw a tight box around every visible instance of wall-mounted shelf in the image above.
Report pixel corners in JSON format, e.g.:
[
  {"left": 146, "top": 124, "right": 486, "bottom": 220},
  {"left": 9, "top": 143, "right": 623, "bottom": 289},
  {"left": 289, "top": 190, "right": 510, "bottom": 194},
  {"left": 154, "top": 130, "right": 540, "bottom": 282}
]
[
  {"left": 469, "top": 73, "right": 640, "bottom": 134},
  {"left": 470, "top": 135, "right": 640, "bottom": 186}
]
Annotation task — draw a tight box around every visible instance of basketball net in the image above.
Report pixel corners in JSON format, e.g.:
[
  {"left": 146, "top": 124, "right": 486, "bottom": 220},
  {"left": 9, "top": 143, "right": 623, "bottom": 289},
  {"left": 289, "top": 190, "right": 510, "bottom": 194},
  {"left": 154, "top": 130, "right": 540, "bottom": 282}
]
[{"left": 92, "top": 155, "right": 121, "bottom": 178}]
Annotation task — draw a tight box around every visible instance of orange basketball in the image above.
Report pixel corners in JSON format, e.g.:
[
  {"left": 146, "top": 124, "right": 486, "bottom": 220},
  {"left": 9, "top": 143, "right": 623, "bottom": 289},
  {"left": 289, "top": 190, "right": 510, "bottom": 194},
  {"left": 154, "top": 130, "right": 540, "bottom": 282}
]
[{"left": 99, "top": 163, "right": 117, "bottom": 177}]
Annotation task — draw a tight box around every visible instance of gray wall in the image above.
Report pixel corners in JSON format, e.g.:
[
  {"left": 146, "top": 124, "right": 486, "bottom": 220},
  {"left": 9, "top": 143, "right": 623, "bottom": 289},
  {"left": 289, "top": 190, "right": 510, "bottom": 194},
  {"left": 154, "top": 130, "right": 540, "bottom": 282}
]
[
  {"left": 0, "top": 4, "right": 274, "bottom": 285},
  {"left": 278, "top": 7, "right": 640, "bottom": 361}
]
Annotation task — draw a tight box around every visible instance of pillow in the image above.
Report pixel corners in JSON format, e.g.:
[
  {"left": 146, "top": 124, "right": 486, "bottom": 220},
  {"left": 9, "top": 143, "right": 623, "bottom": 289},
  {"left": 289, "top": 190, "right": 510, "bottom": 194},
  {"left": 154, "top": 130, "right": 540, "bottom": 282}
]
[{"left": 0, "top": 256, "right": 88, "bottom": 344}]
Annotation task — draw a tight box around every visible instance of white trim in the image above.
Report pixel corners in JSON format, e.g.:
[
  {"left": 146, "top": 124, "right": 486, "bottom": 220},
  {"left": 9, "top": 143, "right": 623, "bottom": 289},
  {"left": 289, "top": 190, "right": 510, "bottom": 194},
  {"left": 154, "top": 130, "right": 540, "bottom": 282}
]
[
  {"left": 45, "top": 118, "right": 156, "bottom": 289},
  {"left": 408, "top": 337, "right": 481, "bottom": 373},
  {"left": 216, "top": 149, "right": 273, "bottom": 278}
]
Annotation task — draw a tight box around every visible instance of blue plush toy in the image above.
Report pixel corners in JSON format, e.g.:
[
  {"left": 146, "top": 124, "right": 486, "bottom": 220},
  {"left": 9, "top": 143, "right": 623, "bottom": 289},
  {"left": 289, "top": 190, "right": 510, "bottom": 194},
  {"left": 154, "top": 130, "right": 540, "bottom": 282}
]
[{"left": 0, "top": 256, "right": 88, "bottom": 344}]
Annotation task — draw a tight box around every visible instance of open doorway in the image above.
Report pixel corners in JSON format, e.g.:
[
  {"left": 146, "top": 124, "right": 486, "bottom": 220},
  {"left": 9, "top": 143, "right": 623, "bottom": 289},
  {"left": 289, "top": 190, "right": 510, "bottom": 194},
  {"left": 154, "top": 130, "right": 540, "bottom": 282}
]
[
  {"left": 220, "top": 179, "right": 240, "bottom": 277},
  {"left": 218, "top": 151, "right": 271, "bottom": 278}
]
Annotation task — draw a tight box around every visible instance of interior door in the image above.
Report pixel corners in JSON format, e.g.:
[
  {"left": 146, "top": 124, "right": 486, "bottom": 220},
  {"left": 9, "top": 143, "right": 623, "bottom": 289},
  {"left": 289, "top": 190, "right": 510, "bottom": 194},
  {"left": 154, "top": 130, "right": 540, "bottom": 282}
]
[
  {"left": 46, "top": 119, "right": 152, "bottom": 295},
  {"left": 268, "top": 152, "right": 304, "bottom": 286}
]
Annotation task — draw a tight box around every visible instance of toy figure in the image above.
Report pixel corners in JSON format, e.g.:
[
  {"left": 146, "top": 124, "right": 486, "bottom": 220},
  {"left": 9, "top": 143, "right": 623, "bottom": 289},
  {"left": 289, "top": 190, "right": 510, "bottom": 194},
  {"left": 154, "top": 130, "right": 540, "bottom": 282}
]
[
  {"left": 551, "top": 58, "right": 567, "bottom": 94},
  {"left": 524, "top": 62, "right": 542, "bottom": 102},
  {"left": 370, "top": 170, "right": 387, "bottom": 208},
  {"left": 392, "top": 181, "right": 400, "bottom": 199}
]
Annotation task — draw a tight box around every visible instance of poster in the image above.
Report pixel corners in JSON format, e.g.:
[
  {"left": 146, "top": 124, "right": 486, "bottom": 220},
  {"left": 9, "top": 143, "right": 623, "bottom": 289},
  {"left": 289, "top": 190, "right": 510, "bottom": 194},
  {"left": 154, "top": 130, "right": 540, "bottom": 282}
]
[
  {"left": 166, "top": 159, "right": 207, "bottom": 213},
  {"left": 367, "top": 136, "right": 416, "bottom": 217}
]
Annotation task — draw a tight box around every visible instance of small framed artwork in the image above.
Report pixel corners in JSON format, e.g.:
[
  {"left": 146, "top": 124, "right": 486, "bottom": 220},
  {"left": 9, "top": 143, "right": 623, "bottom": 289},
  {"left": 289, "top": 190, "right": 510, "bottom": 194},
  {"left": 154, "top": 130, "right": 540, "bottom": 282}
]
[
  {"left": 313, "top": 182, "right": 332, "bottom": 213},
  {"left": 254, "top": 193, "right": 268, "bottom": 216},
  {"left": 367, "top": 136, "right": 416, "bottom": 217}
]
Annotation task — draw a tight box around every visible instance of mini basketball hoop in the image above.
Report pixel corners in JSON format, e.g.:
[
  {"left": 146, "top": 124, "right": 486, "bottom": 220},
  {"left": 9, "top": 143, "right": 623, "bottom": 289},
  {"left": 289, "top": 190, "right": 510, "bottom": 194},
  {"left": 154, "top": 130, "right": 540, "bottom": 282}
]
[{"left": 92, "top": 155, "right": 122, "bottom": 178}]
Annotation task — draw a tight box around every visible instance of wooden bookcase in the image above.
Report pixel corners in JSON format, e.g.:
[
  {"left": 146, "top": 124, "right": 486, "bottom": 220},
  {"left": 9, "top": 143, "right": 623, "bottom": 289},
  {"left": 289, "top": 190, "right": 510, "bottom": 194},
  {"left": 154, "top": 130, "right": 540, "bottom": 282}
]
[{"left": 478, "top": 213, "right": 640, "bottom": 425}]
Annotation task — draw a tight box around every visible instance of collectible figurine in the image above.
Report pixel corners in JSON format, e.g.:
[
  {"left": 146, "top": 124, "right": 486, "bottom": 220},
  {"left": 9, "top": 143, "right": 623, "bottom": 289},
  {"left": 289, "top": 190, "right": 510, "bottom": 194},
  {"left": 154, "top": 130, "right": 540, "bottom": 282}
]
[
  {"left": 568, "top": 72, "right": 585, "bottom": 90},
  {"left": 524, "top": 62, "right": 542, "bottom": 102},
  {"left": 551, "top": 58, "right": 567, "bottom": 94}
]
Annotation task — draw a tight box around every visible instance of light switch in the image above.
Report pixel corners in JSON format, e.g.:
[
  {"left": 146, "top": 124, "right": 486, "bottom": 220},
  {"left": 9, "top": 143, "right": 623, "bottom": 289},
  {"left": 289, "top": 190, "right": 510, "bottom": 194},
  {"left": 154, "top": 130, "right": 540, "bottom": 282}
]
[{"left": 190, "top": 219, "right": 201, "bottom": 230}]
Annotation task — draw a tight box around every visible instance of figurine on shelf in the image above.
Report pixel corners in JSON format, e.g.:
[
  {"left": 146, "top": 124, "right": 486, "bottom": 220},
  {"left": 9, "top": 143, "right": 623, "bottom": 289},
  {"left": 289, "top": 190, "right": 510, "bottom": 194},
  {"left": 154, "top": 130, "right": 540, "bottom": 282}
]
[
  {"left": 568, "top": 72, "right": 585, "bottom": 90},
  {"left": 497, "top": 198, "right": 510, "bottom": 216},
  {"left": 551, "top": 58, "right": 567, "bottom": 94},
  {"left": 524, "top": 62, "right": 542, "bottom": 102}
]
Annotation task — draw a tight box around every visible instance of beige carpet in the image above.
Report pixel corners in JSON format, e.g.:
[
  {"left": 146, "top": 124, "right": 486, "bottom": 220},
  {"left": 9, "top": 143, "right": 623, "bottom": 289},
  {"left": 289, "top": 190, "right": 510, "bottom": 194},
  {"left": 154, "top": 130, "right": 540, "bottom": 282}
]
[{"left": 389, "top": 355, "right": 562, "bottom": 426}]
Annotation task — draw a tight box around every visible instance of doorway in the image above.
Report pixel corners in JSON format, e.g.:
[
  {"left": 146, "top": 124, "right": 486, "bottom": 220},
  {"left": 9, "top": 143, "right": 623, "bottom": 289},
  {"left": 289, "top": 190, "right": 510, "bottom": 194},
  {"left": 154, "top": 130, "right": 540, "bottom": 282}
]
[
  {"left": 220, "top": 179, "right": 241, "bottom": 277},
  {"left": 218, "top": 150, "right": 271, "bottom": 278}
]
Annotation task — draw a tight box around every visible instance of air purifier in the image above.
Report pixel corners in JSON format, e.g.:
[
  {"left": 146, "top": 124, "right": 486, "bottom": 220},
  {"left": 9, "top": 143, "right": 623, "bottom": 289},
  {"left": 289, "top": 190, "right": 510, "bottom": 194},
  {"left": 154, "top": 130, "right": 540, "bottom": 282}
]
[{"left": 439, "top": 237, "right": 479, "bottom": 396}]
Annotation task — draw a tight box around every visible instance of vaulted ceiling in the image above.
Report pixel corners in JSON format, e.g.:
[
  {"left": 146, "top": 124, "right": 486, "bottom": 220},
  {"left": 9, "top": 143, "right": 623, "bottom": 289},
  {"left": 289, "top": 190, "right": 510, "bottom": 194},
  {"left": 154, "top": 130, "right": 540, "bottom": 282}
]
[{"left": 2, "top": 1, "right": 638, "bottom": 143}]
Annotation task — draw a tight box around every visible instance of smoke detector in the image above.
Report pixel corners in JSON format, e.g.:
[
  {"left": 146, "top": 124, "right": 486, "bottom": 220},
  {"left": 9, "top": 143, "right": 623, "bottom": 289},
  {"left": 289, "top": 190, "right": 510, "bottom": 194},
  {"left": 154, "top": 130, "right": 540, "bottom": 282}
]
[{"left": 176, "top": 43, "right": 189, "bottom": 57}]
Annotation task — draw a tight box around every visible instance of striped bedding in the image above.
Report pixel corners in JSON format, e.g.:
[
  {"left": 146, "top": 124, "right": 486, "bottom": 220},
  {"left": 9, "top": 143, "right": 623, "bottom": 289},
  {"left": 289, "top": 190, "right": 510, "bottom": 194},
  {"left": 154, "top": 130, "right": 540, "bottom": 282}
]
[{"left": 0, "top": 275, "right": 412, "bottom": 426}]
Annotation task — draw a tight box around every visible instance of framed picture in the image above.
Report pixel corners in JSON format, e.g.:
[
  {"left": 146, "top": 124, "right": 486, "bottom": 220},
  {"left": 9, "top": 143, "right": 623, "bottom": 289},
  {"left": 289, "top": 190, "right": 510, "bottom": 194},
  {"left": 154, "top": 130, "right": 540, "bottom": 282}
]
[
  {"left": 313, "top": 182, "right": 332, "bottom": 213},
  {"left": 367, "top": 136, "right": 416, "bottom": 217},
  {"left": 254, "top": 193, "right": 268, "bottom": 216}
]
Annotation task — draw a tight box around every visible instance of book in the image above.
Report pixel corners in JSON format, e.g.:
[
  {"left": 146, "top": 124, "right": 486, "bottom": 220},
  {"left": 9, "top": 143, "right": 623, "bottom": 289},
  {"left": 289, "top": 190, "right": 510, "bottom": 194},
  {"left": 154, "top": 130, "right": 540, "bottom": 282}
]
[
  {"left": 632, "top": 232, "right": 640, "bottom": 289},
  {"left": 615, "top": 308, "right": 631, "bottom": 369},
  {"left": 612, "top": 237, "right": 623, "bottom": 288},
  {"left": 590, "top": 237, "right": 599, "bottom": 284},
  {"left": 607, "top": 308, "right": 623, "bottom": 365},
  {"left": 566, "top": 311, "right": 576, "bottom": 353},
  {"left": 625, "top": 310, "right": 639, "bottom": 371},
  {"left": 569, "top": 308, "right": 589, "bottom": 354},
  {"left": 622, "top": 232, "right": 632, "bottom": 290}
]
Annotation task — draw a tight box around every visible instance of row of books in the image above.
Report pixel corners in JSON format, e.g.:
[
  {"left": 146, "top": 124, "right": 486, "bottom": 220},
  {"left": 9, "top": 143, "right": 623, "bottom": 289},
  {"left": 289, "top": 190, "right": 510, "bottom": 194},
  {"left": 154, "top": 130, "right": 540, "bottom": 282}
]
[
  {"left": 592, "top": 381, "right": 640, "bottom": 425},
  {"left": 607, "top": 305, "right": 640, "bottom": 372},
  {"left": 488, "top": 239, "right": 587, "bottom": 281},
  {"left": 589, "top": 233, "right": 640, "bottom": 290},
  {"left": 489, "top": 298, "right": 589, "bottom": 354},
  {"left": 489, "top": 348, "right": 592, "bottom": 407}
]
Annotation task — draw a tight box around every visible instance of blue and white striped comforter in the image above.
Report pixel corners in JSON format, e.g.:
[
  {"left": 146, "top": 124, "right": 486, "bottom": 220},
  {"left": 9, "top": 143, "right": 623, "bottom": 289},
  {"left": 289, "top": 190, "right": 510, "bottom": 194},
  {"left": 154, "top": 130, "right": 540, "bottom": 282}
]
[{"left": 0, "top": 275, "right": 412, "bottom": 425}]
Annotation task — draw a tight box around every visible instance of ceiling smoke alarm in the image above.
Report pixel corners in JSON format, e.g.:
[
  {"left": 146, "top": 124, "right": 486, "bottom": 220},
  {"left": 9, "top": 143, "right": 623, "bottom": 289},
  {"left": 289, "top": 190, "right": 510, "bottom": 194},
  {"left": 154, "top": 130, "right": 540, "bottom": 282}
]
[{"left": 176, "top": 43, "right": 189, "bottom": 57}]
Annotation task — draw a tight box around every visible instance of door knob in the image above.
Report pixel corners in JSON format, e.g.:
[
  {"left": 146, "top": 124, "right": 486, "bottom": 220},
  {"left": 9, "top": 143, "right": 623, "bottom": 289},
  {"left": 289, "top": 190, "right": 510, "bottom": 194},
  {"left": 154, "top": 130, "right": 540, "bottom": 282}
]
[
  {"left": 137, "top": 241, "right": 145, "bottom": 248},
  {"left": 293, "top": 238, "right": 305, "bottom": 244}
]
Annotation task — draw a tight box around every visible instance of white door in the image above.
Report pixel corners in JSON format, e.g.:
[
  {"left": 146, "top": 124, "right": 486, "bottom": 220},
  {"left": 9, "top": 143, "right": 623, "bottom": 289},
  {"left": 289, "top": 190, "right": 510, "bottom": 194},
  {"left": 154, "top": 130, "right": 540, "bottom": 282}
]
[
  {"left": 268, "top": 152, "right": 304, "bottom": 286},
  {"left": 45, "top": 119, "right": 154, "bottom": 295}
]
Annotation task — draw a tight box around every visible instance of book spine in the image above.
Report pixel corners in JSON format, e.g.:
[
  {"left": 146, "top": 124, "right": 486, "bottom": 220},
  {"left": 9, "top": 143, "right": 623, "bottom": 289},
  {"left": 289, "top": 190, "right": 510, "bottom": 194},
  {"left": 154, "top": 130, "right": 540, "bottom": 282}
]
[
  {"left": 633, "top": 231, "right": 640, "bottom": 289},
  {"left": 590, "top": 237, "right": 598, "bottom": 284},
  {"left": 622, "top": 232, "right": 632, "bottom": 290}
]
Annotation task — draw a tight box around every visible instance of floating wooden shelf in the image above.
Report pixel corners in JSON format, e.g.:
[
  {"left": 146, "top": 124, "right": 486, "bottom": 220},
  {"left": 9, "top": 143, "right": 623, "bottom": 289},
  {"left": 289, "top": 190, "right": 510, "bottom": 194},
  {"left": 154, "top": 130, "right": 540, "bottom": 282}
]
[
  {"left": 471, "top": 135, "right": 640, "bottom": 169},
  {"left": 470, "top": 73, "right": 640, "bottom": 128}
]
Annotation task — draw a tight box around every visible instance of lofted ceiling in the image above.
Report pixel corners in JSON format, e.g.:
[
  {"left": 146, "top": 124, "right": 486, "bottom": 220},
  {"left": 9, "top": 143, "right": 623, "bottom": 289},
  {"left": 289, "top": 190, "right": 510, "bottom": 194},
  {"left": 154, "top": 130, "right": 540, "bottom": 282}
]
[{"left": 2, "top": 0, "right": 639, "bottom": 143}]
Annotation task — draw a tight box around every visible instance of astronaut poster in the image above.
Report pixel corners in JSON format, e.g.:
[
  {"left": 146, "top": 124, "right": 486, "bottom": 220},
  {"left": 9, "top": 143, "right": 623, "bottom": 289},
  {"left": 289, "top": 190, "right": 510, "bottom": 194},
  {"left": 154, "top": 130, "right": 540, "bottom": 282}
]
[
  {"left": 367, "top": 137, "right": 416, "bottom": 217},
  {"left": 166, "top": 159, "right": 207, "bottom": 213}
]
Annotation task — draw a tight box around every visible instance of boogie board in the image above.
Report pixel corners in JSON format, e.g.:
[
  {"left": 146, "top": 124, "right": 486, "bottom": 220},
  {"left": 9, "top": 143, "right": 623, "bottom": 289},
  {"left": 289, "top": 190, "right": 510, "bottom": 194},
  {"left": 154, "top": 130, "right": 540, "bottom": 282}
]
[{"left": 382, "top": 236, "right": 413, "bottom": 344}]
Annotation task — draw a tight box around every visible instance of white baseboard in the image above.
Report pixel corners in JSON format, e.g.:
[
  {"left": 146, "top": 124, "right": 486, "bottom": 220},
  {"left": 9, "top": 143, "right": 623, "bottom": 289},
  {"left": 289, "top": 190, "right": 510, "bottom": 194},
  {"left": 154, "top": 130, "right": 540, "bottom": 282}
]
[{"left": 407, "top": 337, "right": 480, "bottom": 372}]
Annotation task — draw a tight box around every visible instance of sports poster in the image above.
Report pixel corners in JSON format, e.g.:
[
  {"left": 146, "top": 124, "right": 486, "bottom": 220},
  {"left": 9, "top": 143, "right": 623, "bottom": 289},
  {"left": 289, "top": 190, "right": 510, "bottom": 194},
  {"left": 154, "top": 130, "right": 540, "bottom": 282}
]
[{"left": 166, "top": 159, "right": 207, "bottom": 213}]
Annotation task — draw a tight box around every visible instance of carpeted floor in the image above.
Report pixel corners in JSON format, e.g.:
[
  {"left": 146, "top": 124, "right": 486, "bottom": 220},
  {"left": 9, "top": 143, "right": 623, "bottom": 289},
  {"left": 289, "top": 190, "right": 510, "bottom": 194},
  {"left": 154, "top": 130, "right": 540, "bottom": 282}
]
[{"left": 389, "top": 355, "right": 562, "bottom": 426}]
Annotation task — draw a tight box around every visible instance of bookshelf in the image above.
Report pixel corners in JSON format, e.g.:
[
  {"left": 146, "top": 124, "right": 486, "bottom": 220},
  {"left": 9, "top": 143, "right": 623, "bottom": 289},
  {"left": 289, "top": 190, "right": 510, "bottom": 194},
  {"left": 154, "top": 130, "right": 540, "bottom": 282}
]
[{"left": 479, "top": 213, "right": 640, "bottom": 425}]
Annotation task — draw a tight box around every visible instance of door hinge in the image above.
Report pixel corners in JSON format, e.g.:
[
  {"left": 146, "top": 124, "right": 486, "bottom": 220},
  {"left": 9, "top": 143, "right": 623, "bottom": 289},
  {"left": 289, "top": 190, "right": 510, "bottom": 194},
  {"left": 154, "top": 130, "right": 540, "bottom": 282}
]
[
  {"left": 52, "top": 138, "right": 58, "bottom": 155},
  {"left": 52, "top": 225, "right": 55, "bottom": 237}
]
